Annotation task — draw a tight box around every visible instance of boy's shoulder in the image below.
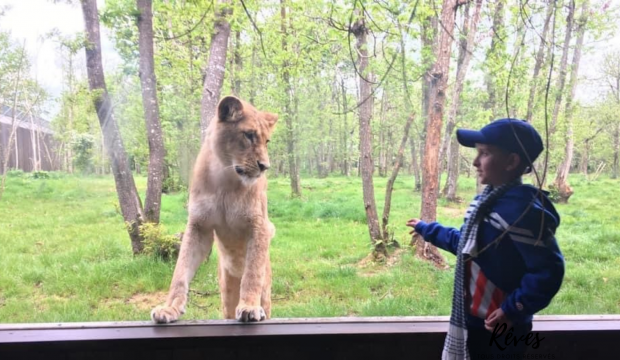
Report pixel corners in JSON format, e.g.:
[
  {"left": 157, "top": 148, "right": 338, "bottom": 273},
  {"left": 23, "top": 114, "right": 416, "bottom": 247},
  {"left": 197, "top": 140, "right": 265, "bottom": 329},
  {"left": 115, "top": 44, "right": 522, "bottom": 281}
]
[
  {"left": 492, "top": 184, "right": 560, "bottom": 232},
  {"left": 497, "top": 184, "right": 540, "bottom": 208}
]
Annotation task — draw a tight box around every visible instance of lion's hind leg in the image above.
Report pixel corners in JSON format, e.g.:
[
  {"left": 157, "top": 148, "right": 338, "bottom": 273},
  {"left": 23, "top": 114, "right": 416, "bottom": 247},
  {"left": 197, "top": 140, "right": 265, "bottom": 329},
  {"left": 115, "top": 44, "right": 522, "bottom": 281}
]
[
  {"left": 218, "top": 261, "right": 242, "bottom": 319},
  {"left": 260, "top": 254, "right": 272, "bottom": 319}
]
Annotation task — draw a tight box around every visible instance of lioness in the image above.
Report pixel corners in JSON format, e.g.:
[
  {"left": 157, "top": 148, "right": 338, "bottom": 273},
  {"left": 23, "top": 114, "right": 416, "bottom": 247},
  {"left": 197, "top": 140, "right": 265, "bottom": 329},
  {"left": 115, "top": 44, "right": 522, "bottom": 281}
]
[{"left": 151, "top": 96, "right": 278, "bottom": 323}]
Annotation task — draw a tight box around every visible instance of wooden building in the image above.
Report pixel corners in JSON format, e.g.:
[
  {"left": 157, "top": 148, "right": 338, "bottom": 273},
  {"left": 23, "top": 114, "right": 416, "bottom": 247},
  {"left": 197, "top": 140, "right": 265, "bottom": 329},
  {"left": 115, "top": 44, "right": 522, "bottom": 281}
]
[{"left": 0, "top": 105, "right": 58, "bottom": 173}]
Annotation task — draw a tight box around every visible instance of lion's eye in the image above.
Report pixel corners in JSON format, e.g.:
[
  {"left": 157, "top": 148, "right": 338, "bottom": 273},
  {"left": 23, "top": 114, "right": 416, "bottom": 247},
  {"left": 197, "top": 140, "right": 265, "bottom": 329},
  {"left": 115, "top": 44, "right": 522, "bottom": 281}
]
[
  {"left": 266, "top": 139, "right": 270, "bottom": 144},
  {"left": 244, "top": 132, "right": 255, "bottom": 142}
]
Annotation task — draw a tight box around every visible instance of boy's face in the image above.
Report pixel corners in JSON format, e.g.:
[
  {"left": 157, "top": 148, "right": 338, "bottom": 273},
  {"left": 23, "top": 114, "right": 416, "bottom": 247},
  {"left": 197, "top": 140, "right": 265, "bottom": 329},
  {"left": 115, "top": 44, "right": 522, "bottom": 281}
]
[{"left": 473, "top": 143, "right": 521, "bottom": 186}]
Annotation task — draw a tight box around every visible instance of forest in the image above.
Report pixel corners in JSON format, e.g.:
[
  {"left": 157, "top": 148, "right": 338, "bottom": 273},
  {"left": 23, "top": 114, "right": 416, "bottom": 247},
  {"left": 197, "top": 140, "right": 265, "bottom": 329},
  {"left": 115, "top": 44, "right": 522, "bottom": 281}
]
[{"left": 1, "top": 0, "right": 620, "bottom": 322}]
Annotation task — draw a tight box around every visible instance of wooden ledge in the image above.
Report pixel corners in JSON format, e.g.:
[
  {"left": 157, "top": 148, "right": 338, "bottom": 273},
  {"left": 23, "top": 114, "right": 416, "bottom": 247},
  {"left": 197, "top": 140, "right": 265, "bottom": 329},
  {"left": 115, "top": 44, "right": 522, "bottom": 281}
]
[{"left": 1, "top": 315, "right": 619, "bottom": 359}]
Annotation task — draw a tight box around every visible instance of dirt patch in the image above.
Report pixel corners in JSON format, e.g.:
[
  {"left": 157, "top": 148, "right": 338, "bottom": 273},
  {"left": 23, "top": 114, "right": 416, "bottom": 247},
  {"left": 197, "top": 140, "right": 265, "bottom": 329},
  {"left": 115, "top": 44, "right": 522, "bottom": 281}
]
[
  {"left": 357, "top": 248, "right": 406, "bottom": 276},
  {"left": 31, "top": 289, "right": 74, "bottom": 313},
  {"left": 386, "top": 248, "right": 406, "bottom": 267},
  {"left": 442, "top": 206, "right": 466, "bottom": 218},
  {"left": 125, "top": 291, "right": 168, "bottom": 311}
]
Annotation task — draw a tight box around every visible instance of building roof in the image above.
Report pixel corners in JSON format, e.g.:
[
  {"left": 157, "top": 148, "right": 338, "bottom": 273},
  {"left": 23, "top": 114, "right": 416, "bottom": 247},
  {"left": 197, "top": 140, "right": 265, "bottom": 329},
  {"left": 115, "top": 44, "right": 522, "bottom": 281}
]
[{"left": 0, "top": 105, "right": 54, "bottom": 134}]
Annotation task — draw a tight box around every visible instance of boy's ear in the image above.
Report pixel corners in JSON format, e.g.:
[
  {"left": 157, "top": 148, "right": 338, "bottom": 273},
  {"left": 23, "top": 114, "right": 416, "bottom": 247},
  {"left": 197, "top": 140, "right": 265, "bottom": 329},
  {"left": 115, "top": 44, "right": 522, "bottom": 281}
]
[{"left": 505, "top": 153, "right": 523, "bottom": 172}]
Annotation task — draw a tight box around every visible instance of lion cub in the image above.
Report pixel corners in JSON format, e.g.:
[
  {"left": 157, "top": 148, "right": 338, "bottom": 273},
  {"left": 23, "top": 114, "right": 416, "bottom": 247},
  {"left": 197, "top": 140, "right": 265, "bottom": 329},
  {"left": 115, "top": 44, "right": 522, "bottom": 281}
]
[{"left": 151, "top": 96, "right": 278, "bottom": 323}]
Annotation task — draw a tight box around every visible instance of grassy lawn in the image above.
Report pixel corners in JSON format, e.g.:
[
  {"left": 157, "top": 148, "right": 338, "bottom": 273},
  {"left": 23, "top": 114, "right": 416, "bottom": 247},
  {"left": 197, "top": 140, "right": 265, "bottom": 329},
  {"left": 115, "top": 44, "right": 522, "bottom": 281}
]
[{"left": 0, "top": 171, "right": 619, "bottom": 323}]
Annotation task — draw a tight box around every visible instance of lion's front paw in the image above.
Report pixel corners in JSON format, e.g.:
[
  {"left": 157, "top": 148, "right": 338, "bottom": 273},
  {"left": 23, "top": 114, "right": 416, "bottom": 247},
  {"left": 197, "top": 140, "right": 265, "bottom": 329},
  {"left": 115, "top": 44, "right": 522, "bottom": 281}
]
[
  {"left": 151, "top": 304, "right": 184, "bottom": 324},
  {"left": 235, "top": 304, "right": 266, "bottom": 322}
]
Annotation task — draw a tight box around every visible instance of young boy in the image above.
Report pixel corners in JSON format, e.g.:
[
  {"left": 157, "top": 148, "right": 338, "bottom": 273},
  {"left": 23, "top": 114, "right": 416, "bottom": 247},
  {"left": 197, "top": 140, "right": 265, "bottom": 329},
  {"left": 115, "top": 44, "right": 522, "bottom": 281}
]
[{"left": 407, "top": 119, "right": 564, "bottom": 360}]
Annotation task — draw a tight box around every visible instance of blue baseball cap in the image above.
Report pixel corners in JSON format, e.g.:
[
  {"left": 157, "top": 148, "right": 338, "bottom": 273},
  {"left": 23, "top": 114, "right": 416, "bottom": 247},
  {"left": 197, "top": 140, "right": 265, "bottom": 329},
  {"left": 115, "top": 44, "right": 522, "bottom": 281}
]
[{"left": 456, "top": 118, "right": 544, "bottom": 166}]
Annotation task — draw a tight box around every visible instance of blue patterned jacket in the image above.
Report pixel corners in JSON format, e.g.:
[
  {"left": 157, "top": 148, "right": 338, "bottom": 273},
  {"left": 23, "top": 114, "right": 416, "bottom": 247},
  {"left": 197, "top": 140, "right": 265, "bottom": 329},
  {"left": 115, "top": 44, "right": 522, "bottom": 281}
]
[{"left": 415, "top": 185, "right": 565, "bottom": 329}]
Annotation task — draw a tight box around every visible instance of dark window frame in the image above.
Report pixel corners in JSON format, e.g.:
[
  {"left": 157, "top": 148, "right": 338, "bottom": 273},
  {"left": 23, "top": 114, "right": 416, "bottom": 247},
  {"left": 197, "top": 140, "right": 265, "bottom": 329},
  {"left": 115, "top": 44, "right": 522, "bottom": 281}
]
[{"left": 2, "top": 315, "right": 620, "bottom": 359}]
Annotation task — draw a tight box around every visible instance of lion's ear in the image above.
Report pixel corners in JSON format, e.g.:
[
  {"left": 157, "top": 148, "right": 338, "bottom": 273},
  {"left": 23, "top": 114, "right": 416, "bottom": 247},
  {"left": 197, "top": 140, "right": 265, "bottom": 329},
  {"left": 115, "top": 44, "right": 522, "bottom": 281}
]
[
  {"left": 218, "top": 96, "right": 243, "bottom": 123},
  {"left": 265, "top": 112, "right": 278, "bottom": 128}
]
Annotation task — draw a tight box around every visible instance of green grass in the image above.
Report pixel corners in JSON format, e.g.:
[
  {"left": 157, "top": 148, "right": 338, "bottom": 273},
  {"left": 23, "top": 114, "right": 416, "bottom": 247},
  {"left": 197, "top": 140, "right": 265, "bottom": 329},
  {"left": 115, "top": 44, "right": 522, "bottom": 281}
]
[{"left": 0, "top": 172, "right": 619, "bottom": 323}]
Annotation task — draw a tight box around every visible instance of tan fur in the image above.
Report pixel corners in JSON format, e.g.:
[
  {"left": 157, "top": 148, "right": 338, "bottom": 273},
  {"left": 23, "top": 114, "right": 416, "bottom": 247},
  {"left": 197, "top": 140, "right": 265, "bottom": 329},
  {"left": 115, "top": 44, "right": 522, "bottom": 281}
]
[{"left": 151, "top": 96, "right": 277, "bottom": 323}]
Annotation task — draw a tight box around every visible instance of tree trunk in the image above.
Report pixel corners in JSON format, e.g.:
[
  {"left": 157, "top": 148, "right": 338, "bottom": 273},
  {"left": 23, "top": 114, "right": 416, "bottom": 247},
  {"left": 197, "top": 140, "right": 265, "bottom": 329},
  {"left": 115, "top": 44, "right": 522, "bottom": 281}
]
[
  {"left": 281, "top": 0, "right": 302, "bottom": 197},
  {"left": 81, "top": 0, "right": 145, "bottom": 254},
  {"left": 409, "top": 137, "right": 421, "bottom": 191},
  {"left": 442, "top": 0, "right": 482, "bottom": 201},
  {"left": 66, "top": 55, "right": 74, "bottom": 174},
  {"left": 550, "top": 0, "right": 575, "bottom": 135},
  {"left": 0, "top": 42, "right": 25, "bottom": 201},
  {"left": 341, "top": 77, "right": 350, "bottom": 176},
  {"left": 526, "top": 0, "right": 554, "bottom": 123},
  {"left": 35, "top": 117, "right": 43, "bottom": 171},
  {"left": 420, "top": 16, "right": 438, "bottom": 177},
  {"left": 382, "top": 114, "right": 414, "bottom": 242},
  {"left": 416, "top": 0, "right": 457, "bottom": 267},
  {"left": 327, "top": 106, "right": 335, "bottom": 174},
  {"left": 316, "top": 108, "right": 326, "bottom": 178},
  {"left": 351, "top": 16, "right": 384, "bottom": 259},
  {"left": 483, "top": 0, "right": 505, "bottom": 120},
  {"left": 553, "top": 0, "right": 588, "bottom": 203},
  {"left": 397, "top": 20, "right": 420, "bottom": 191},
  {"left": 444, "top": 138, "right": 460, "bottom": 201},
  {"left": 137, "top": 0, "right": 166, "bottom": 223},
  {"left": 230, "top": 30, "right": 242, "bottom": 96},
  {"left": 29, "top": 113, "right": 39, "bottom": 172},
  {"left": 14, "top": 127, "right": 19, "bottom": 170},
  {"left": 378, "top": 93, "right": 387, "bottom": 177},
  {"left": 249, "top": 40, "right": 257, "bottom": 104},
  {"left": 386, "top": 128, "right": 393, "bottom": 176},
  {"left": 601, "top": 52, "right": 620, "bottom": 178},
  {"left": 580, "top": 140, "right": 589, "bottom": 175},
  {"left": 199, "top": 0, "right": 231, "bottom": 141},
  {"left": 613, "top": 124, "right": 620, "bottom": 179}
]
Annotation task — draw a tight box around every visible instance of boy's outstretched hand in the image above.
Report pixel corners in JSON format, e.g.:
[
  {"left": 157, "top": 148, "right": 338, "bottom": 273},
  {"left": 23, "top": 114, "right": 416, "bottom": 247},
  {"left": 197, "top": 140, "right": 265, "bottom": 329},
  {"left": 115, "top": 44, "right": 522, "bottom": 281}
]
[{"left": 406, "top": 218, "right": 421, "bottom": 235}]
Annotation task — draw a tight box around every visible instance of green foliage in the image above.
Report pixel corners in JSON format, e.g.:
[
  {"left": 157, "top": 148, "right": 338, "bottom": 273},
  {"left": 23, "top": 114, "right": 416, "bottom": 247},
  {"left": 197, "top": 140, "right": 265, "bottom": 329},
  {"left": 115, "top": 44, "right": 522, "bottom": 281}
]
[
  {"left": 139, "top": 222, "right": 181, "bottom": 261},
  {"left": 162, "top": 171, "right": 185, "bottom": 193},
  {"left": 36, "top": 0, "right": 619, "bottom": 189},
  {"left": 547, "top": 184, "right": 561, "bottom": 203},
  {"left": 6, "top": 169, "right": 25, "bottom": 178},
  {"left": 100, "top": 0, "right": 141, "bottom": 75},
  {"left": 28, "top": 171, "right": 51, "bottom": 180},
  {"left": 72, "top": 133, "right": 96, "bottom": 173}
]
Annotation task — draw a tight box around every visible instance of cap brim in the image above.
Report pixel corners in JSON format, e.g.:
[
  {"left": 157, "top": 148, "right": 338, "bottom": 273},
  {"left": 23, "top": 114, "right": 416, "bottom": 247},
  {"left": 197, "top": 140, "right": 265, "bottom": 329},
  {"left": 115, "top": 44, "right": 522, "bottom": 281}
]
[{"left": 456, "top": 129, "right": 487, "bottom": 148}]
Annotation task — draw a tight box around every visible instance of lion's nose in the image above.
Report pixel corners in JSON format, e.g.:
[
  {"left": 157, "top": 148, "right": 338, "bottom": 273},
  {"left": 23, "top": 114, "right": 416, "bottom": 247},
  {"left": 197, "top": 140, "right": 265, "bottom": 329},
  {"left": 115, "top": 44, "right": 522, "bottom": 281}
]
[{"left": 257, "top": 161, "right": 269, "bottom": 172}]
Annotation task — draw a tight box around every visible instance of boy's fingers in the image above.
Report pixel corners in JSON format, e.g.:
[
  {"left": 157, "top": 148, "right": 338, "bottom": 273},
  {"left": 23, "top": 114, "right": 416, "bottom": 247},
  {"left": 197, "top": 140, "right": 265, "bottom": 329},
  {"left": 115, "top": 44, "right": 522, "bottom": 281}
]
[
  {"left": 485, "top": 310, "right": 499, "bottom": 324},
  {"left": 484, "top": 316, "right": 498, "bottom": 332}
]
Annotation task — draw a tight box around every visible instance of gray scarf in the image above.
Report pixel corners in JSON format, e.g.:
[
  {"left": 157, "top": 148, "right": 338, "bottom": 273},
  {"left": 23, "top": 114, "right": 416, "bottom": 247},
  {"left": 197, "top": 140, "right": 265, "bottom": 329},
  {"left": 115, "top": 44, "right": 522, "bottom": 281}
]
[{"left": 442, "top": 179, "right": 521, "bottom": 360}]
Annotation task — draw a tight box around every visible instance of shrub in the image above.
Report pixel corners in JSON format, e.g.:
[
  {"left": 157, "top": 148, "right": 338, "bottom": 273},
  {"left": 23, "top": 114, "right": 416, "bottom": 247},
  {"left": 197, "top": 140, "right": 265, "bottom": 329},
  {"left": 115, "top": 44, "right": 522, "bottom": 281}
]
[
  {"left": 139, "top": 222, "right": 181, "bottom": 260},
  {"left": 72, "top": 133, "right": 95, "bottom": 174},
  {"left": 547, "top": 184, "right": 560, "bottom": 203},
  {"left": 6, "top": 169, "right": 25, "bottom": 177},
  {"left": 29, "top": 171, "right": 50, "bottom": 179}
]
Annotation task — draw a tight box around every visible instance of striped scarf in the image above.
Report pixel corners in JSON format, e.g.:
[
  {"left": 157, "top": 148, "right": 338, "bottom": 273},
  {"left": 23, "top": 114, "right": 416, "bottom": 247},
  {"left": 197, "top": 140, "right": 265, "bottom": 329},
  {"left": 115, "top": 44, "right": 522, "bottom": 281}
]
[{"left": 442, "top": 179, "right": 521, "bottom": 360}]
